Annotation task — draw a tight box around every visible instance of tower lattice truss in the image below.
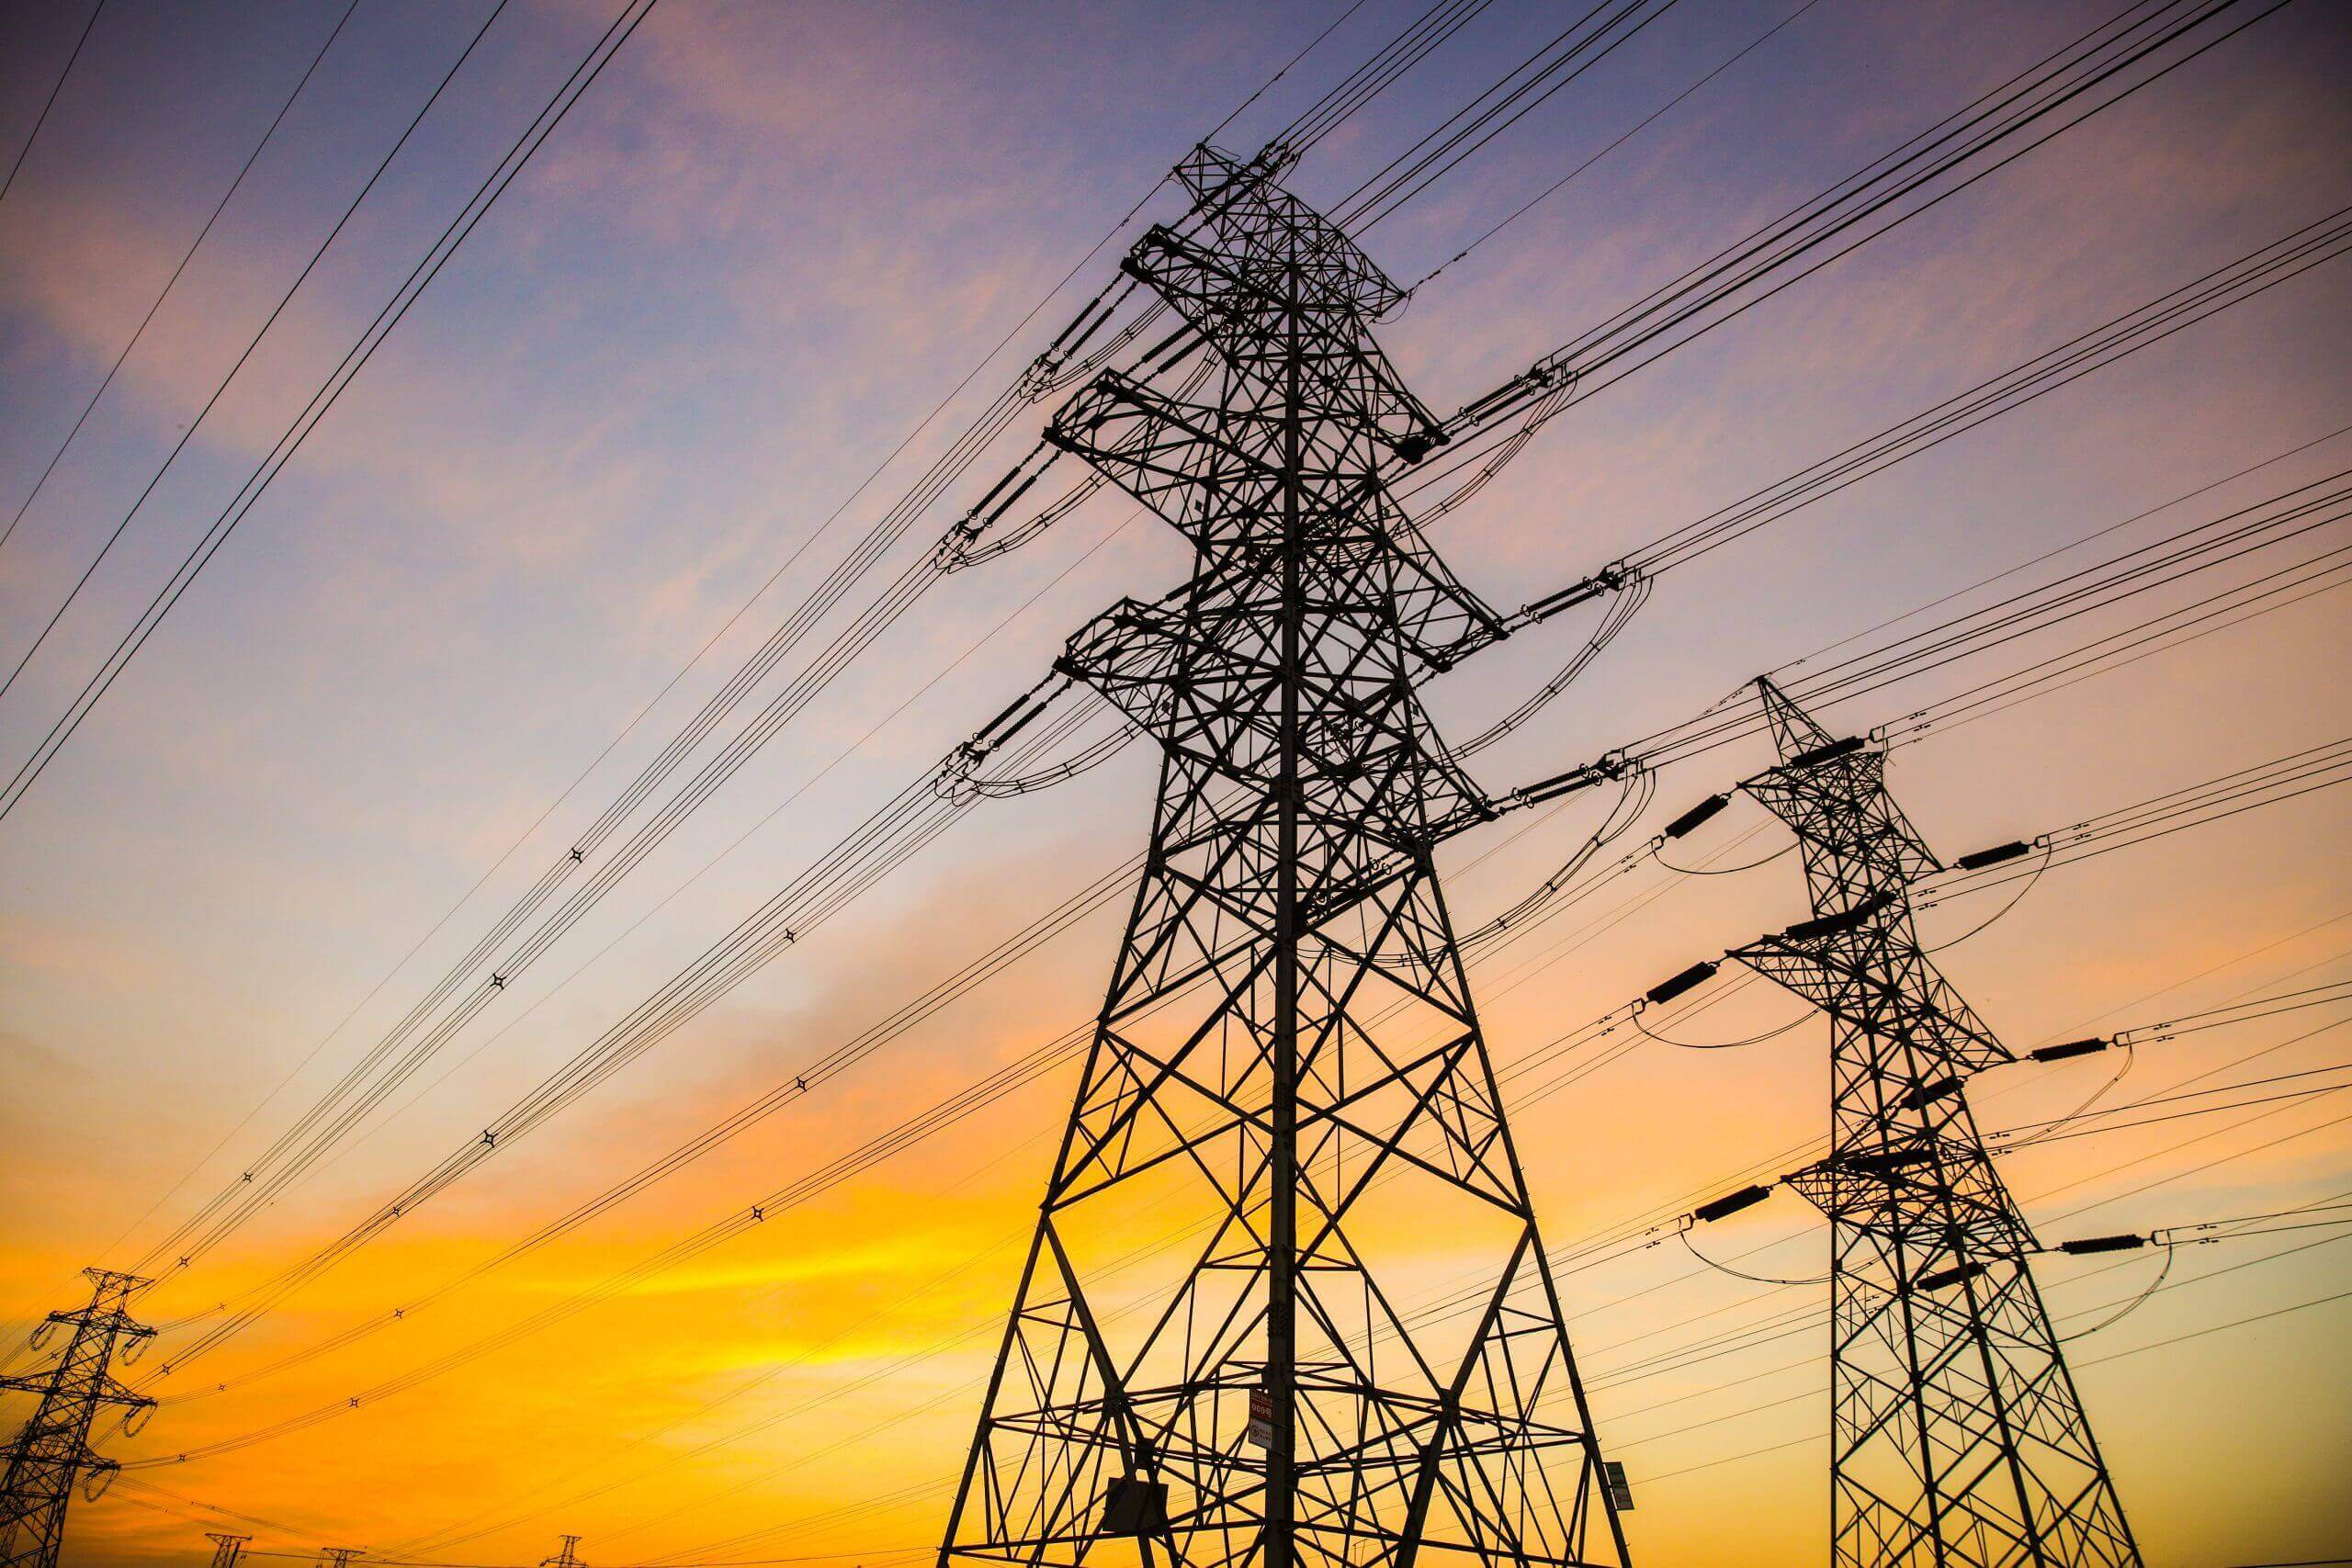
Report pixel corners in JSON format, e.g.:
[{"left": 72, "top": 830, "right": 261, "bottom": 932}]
[
  {"left": 940, "top": 148, "right": 1628, "bottom": 1568},
  {"left": 1731, "top": 679, "right": 2138, "bottom": 1568},
  {"left": 0, "top": 1270, "right": 154, "bottom": 1568}
]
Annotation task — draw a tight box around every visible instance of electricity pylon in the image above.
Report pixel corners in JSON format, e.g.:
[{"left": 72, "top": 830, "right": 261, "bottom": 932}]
[
  {"left": 1725, "top": 677, "right": 2138, "bottom": 1566},
  {"left": 0, "top": 1269, "right": 156, "bottom": 1568},
  {"left": 207, "top": 1535, "right": 252, "bottom": 1568},
  {"left": 540, "top": 1536, "right": 587, "bottom": 1567},
  {"left": 940, "top": 145, "right": 1630, "bottom": 1567}
]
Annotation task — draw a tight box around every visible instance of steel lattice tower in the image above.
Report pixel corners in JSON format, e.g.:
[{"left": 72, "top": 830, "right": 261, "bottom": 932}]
[
  {"left": 940, "top": 147, "right": 1629, "bottom": 1568},
  {"left": 1726, "top": 678, "right": 2137, "bottom": 1567},
  {"left": 0, "top": 1269, "right": 155, "bottom": 1568},
  {"left": 206, "top": 1535, "right": 252, "bottom": 1568}
]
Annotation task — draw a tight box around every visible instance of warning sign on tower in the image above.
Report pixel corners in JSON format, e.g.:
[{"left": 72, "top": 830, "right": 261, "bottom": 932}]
[{"left": 1247, "top": 1388, "right": 1272, "bottom": 1450}]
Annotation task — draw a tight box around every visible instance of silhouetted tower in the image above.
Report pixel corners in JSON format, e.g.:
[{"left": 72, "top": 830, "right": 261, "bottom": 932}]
[
  {"left": 1727, "top": 677, "right": 2137, "bottom": 1566},
  {"left": 206, "top": 1535, "right": 251, "bottom": 1568},
  {"left": 319, "top": 1551, "right": 365, "bottom": 1568},
  {"left": 941, "top": 145, "right": 1630, "bottom": 1567},
  {"left": 0, "top": 1269, "right": 156, "bottom": 1568},
  {"left": 540, "top": 1536, "right": 586, "bottom": 1567}
]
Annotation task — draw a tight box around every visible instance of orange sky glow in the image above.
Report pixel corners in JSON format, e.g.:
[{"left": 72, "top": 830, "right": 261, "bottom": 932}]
[{"left": 1, "top": 1, "right": 2347, "bottom": 1564}]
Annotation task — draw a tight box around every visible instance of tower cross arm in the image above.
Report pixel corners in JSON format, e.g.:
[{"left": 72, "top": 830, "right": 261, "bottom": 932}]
[
  {"left": 95, "top": 1372, "right": 156, "bottom": 1412},
  {"left": 0, "top": 1368, "right": 55, "bottom": 1398},
  {"left": 1727, "top": 927, "right": 2015, "bottom": 1075}
]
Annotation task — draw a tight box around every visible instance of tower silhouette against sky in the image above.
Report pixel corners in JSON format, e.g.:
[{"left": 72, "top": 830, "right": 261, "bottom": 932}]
[
  {"left": 0, "top": 1269, "right": 155, "bottom": 1568},
  {"left": 938, "top": 145, "right": 1630, "bottom": 1568},
  {"left": 1729, "top": 678, "right": 2138, "bottom": 1566}
]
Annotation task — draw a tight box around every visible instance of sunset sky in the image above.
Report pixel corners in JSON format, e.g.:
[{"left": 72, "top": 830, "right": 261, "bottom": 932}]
[{"left": 1, "top": 0, "right": 2347, "bottom": 1564}]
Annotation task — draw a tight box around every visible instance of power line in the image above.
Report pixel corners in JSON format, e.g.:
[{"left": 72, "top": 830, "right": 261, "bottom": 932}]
[
  {"left": 1334, "top": 0, "right": 1684, "bottom": 230},
  {"left": 11, "top": 0, "right": 1464, "bottom": 831},
  {"left": 137, "top": 695, "right": 2342, "bottom": 1532},
  {"left": 1623, "top": 473, "right": 2352, "bottom": 768},
  {"left": 1638, "top": 1269, "right": 2352, "bottom": 1490},
  {"left": 1387, "top": 51, "right": 2351, "bottom": 615},
  {"left": 0, "top": 0, "right": 359, "bottom": 558},
  {"left": 119, "top": 467, "right": 2352, "bottom": 1468},
  {"left": 107, "top": 1, "right": 1501, "bottom": 1323},
  {"left": 78, "top": 0, "right": 2307, "bottom": 1330},
  {"left": 1273, "top": 0, "right": 1502, "bottom": 152},
  {"left": 0, "top": 0, "right": 663, "bottom": 825},
  {"left": 379, "top": 805, "right": 1710, "bottom": 1554},
  {"left": 560, "top": 982, "right": 2346, "bottom": 1558},
  {"left": 96, "top": 0, "right": 1489, "bottom": 1323},
  {"left": 616, "top": 1127, "right": 2340, "bottom": 1562},
  {"left": 1410, "top": 0, "right": 1830, "bottom": 288},
  {"left": 0, "top": 0, "right": 106, "bottom": 207},
  {"left": 0, "top": 0, "right": 515, "bottom": 714},
  {"left": 66, "top": 0, "right": 1772, "bottom": 1386},
  {"left": 1419, "top": 0, "right": 2288, "bottom": 460},
  {"left": 135, "top": 702, "right": 1098, "bottom": 1377},
  {"left": 18, "top": 0, "right": 2333, "bottom": 1541}
]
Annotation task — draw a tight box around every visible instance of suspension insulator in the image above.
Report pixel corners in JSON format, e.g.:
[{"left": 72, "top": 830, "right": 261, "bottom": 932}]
[
  {"left": 1520, "top": 575, "right": 1611, "bottom": 625},
  {"left": 1956, "top": 840, "right": 2031, "bottom": 870},
  {"left": 965, "top": 459, "right": 1031, "bottom": 521},
  {"left": 1138, "top": 320, "right": 1200, "bottom": 370},
  {"left": 1661, "top": 793, "right": 1730, "bottom": 840},
  {"left": 1899, "top": 1075, "right": 1963, "bottom": 1111},
  {"left": 1843, "top": 1145, "right": 1932, "bottom": 1176},
  {"left": 1915, "top": 1260, "right": 1987, "bottom": 1292},
  {"left": 1043, "top": 288, "right": 1114, "bottom": 358},
  {"left": 1516, "top": 760, "right": 1615, "bottom": 807},
  {"left": 2030, "top": 1037, "right": 2109, "bottom": 1063},
  {"left": 1783, "top": 891, "right": 1894, "bottom": 942},
  {"left": 1783, "top": 735, "right": 1865, "bottom": 771},
  {"left": 1693, "top": 1184, "right": 1772, "bottom": 1223},
  {"left": 2059, "top": 1233, "right": 2147, "bottom": 1255},
  {"left": 1645, "top": 960, "right": 1718, "bottom": 1006},
  {"left": 1453, "top": 372, "right": 1545, "bottom": 430}
]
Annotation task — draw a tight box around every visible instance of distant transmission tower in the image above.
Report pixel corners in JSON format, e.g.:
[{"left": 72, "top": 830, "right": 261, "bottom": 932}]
[
  {"left": 0, "top": 1269, "right": 156, "bottom": 1568},
  {"left": 1725, "top": 677, "right": 2139, "bottom": 1566},
  {"left": 206, "top": 1533, "right": 251, "bottom": 1568},
  {"left": 320, "top": 1551, "right": 365, "bottom": 1568},
  {"left": 941, "top": 145, "right": 1631, "bottom": 1566},
  {"left": 540, "top": 1536, "right": 587, "bottom": 1567}
]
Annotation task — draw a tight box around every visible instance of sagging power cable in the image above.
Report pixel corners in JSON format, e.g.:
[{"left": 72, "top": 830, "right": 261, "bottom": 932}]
[
  {"left": 1409, "top": 205, "right": 2352, "bottom": 737},
  {"left": 74, "top": 0, "right": 2314, "bottom": 1485},
  {"left": 136, "top": 689, "right": 1107, "bottom": 1381},
  {"left": 96, "top": 0, "right": 1499, "bottom": 1305},
  {"left": 121, "top": 653, "right": 2343, "bottom": 1464}
]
